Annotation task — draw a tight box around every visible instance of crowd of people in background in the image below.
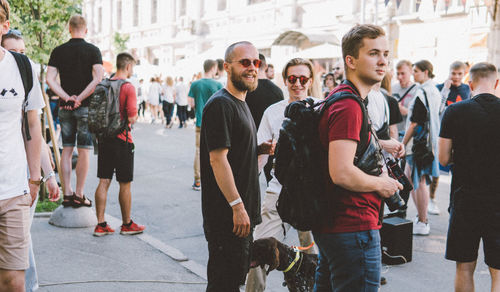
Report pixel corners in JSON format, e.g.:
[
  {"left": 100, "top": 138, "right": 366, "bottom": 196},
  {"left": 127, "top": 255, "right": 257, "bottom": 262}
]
[{"left": 2, "top": 2, "right": 500, "bottom": 291}]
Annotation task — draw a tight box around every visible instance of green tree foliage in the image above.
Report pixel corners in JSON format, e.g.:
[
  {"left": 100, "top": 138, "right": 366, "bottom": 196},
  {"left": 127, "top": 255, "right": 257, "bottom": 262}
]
[
  {"left": 9, "top": 0, "right": 82, "bottom": 77},
  {"left": 113, "top": 32, "right": 129, "bottom": 55}
]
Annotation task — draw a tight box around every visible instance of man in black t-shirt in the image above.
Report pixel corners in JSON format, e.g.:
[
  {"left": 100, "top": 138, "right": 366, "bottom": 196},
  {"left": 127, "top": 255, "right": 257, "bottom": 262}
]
[
  {"left": 439, "top": 62, "right": 500, "bottom": 291},
  {"left": 46, "top": 15, "right": 103, "bottom": 207},
  {"left": 246, "top": 53, "right": 284, "bottom": 183},
  {"left": 200, "top": 41, "right": 273, "bottom": 292}
]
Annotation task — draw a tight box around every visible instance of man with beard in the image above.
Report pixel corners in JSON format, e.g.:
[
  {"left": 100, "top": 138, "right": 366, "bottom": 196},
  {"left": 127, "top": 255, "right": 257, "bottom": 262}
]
[{"left": 200, "top": 41, "right": 274, "bottom": 291}]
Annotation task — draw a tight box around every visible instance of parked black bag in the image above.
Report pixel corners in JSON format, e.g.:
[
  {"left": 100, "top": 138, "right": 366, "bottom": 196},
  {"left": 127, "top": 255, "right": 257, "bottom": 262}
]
[
  {"left": 411, "top": 90, "right": 434, "bottom": 170},
  {"left": 274, "top": 82, "right": 378, "bottom": 231}
]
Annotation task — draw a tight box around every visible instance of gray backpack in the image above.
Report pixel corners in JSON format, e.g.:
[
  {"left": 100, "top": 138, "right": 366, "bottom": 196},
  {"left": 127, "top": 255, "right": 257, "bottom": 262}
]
[{"left": 88, "top": 78, "right": 129, "bottom": 138}]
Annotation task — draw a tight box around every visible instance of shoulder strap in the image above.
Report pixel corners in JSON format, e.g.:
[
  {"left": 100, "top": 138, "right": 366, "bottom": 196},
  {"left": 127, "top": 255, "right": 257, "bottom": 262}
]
[
  {"left": 321, "top": 83, "right": 370, "bottom": 158},
  {"left": 12, "top": 51, "right": 34, "bottom": 141},
  {"left": 398, "top": 84, "right": 416, "bottom": 102}
]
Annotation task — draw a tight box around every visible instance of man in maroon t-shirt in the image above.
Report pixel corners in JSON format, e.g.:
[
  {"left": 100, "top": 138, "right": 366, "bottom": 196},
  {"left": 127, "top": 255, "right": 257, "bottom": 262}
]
[
  {"left": 314, "top": 25, "right": 402, "bottom": 292},
  {"left": 93, "top": 53, "right": 145, "bottom": 237}
]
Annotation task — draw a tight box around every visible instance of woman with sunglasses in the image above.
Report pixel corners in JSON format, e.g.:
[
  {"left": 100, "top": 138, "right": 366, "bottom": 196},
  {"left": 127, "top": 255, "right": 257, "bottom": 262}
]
[{"left": 246, "top": 58, "right": 318, "bottom": 292}]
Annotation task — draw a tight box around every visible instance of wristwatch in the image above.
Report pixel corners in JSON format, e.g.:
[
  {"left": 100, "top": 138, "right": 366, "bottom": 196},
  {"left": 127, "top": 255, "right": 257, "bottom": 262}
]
[{"left": 28, "top": 177, "right": 43, "bottom": 186}]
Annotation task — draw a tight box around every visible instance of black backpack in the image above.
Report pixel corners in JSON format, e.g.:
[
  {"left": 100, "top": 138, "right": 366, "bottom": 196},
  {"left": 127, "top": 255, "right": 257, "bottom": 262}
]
[
  {"left": 12, "top": 52, "right": 34, "bottom": 140},
  {"left": 88, "top": 78, "right": 129, "bottom": 138},
  {"left": 274, "top": 82, "right": 370, "bottom": 231}
]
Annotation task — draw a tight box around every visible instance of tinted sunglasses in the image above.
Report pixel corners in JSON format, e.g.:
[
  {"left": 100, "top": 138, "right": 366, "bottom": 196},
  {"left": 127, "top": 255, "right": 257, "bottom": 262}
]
[
  {"left": 233, "top": 59, "right": 261, "bottom": 68},
  {"left": 287, "top": 75, "right": 310, "bottom": 86}
]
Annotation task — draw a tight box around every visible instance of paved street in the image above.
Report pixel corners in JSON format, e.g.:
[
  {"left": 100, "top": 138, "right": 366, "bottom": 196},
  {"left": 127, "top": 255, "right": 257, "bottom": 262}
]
[{"left": 34, "top": 120, "right": 492, "bottom": 291}]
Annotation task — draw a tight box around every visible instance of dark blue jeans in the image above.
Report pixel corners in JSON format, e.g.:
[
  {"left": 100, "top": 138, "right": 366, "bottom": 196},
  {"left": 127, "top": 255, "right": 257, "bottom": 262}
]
[{"left": 313, "top": 230, "right": 381, "bottom": 292}]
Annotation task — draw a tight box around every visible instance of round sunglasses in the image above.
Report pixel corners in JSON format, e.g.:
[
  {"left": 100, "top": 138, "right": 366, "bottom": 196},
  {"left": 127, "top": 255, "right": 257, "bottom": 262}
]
[
  {"left": 287, "top": 75, "right": 310, "bottom": 86},
  {"left": 231, "top": 58, "right": 262, "bottom": 68}
]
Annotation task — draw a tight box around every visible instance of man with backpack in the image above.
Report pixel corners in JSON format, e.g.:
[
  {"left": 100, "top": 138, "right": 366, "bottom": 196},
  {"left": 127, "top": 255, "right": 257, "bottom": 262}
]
[
  {"left": 46, "top": 15, "right": 103, "bottom": 208},
  {"left": 313, "top": 24, "right": 402, "bottom": 291},
  {"left": 92, "top": 52, "right": 145, "bottom": 236},
  {"left": 0, "top": 1, "right": 44, "bottom": 290}
]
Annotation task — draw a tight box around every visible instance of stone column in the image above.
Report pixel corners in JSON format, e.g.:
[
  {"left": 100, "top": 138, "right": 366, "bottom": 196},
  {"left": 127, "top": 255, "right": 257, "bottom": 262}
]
[{"left": 488, "top": 3, "right": 500, "bottom": 69}]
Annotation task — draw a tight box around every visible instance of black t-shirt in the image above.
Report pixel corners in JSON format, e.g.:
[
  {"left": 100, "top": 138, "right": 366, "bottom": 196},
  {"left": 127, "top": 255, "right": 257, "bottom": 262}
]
[
  {"left": 246, "top": 79, "right": 284, "bottom": 129},
  {"left": 440, "top": 93, "right": 500, "bottom": 205},
  {"left": 387, "top": 94, "right": 403, "bottom": 126},
  {"left": 200, "top": 89, "right": 262, "bottom": 234},
  {"left": 48, "top": 38, "right": 103, "bottom": 107}
]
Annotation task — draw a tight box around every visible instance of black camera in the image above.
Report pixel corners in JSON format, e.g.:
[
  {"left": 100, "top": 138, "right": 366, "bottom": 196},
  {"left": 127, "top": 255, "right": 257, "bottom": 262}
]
[{"left": 385, "top": 158, "right": 413, "bottom": 212}]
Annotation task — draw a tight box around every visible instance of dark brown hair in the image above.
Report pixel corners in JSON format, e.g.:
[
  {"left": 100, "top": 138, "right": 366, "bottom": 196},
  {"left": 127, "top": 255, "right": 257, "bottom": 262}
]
[
  {"left": 342, "top": 24, "right": 386, "bottom": 61},
  {"left": 203, "top": 59, "right": 216, "bottom": 73},
  {"left": 469, "top": 62, "right": 498, "bottom": 82},
  {"left": 116, "top": 52, "right": 135, "bottom": 70},
  {"left": 413, "top": 60, "right": 435, "bottom": 79}
]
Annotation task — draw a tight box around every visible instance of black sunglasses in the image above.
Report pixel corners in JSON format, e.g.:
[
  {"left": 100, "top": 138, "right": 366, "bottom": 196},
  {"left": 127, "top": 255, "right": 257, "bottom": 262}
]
[
  {"left": 287, "top": 75, "right": 310, "bottom": 86},
  {"left": 232, "top": 59, "right": 261, "bottom": 68}
]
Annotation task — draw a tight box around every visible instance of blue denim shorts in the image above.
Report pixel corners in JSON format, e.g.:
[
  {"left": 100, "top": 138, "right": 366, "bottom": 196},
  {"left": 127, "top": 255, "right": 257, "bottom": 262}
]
[
  {"left": 59, "top": 107, "right": 93, "bottom": 148},
  {"left": 313, "top": 230, "right": 381, "bottom": 292}
]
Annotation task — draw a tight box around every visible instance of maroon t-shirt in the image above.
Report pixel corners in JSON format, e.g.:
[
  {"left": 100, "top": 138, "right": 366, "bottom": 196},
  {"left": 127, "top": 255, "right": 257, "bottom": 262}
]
[{"left": 318, "top": 93, "right": 382, "bottom": 233}]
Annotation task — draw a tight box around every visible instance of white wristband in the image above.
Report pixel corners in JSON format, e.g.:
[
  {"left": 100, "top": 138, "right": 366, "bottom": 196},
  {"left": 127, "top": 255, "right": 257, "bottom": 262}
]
[
  {"left": 42, "top": 171, "right": 55, "bottom": 183},
  {"left": 229, "top": 198, "right": 242, "bottom": 207}
]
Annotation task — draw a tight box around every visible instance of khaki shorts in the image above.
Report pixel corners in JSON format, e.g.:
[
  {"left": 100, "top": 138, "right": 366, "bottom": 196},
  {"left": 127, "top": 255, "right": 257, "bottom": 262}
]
[{"left": 0, "top": 194, "right": 31, "bottom": 270}]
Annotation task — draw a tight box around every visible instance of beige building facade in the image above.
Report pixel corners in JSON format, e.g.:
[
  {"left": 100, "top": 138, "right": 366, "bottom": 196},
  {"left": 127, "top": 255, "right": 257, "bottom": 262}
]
[{"left": 83, "top": 0, "right": 494, "bottom": 82}]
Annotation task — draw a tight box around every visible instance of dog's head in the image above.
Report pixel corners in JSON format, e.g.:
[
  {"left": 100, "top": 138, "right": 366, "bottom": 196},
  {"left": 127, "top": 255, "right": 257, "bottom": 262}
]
[{"left": 249, "top": 237, "right": 280, "bottom": 275}]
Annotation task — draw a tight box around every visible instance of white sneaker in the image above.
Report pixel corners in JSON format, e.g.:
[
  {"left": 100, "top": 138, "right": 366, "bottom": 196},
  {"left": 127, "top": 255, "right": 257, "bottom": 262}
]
[
  {"left": 413, "top": 220, "right": 430, "bottom": 236},
  {"left": 427, "top": 199, "right": 440, "bottom": 215}
]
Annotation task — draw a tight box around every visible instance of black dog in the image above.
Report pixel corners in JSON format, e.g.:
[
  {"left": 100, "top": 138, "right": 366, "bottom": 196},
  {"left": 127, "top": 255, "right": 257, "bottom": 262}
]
[{"left": 249, "top": 237, "right": 317, "bottom": 292}]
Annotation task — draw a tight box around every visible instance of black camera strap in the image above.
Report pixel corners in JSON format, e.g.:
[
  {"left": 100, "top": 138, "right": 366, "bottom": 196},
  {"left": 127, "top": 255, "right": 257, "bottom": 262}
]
[{"left": 398, "top": 84, "right": 416, "bottom": 103}]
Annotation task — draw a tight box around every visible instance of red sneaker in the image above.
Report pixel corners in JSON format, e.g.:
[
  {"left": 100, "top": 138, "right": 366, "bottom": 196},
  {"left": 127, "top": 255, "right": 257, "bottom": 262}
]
[
  {"left": 93, "top": 223, "right": 115, "bottom": 237},
  {"left": 120, "top": 220, "right": 145, "bottom": 235}
]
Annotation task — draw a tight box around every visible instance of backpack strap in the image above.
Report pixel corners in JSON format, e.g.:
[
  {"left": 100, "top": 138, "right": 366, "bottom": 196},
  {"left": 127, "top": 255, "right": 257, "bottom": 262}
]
[
  {"left": 320, "top": 82, "right": 370, "bottom": 159},
  {"left": 12, "top": 51, "right": 34, "bottom": 141}
]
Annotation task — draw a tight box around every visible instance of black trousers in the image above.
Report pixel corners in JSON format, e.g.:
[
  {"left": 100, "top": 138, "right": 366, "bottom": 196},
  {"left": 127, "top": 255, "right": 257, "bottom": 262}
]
[
  {"left": 205, "top": 228, "right": 253, "bottom": 292},
  {"left": 162, "top": 101, "right": 174, "bottom": 124}
]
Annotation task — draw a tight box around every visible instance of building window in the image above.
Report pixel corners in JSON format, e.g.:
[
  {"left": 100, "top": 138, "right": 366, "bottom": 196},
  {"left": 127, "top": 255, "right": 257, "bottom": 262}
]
[
  {"left": 248, "top": 0, "right": 268, "bottom": 4},
  {"left": 133, "top": 0, "right": 139, "bottom": 26},
  {"left": 117, "top": 1, "right": 122, "bottom": 30},
  {"left": 98, "top": 7, "right": 102, "bottom": 33},
  {"left": 218, "top": 0, "right": 226, "bottom": 11},
  {"left": 179, "top": 0, "right": 186, "bottom": 16},
  {"left": 151, "top": 0, "right": 158, "bottom": 23}
]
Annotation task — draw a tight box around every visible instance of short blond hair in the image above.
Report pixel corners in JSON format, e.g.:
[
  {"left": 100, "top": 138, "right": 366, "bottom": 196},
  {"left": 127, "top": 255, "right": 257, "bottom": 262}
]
[{"left": 69, "top": 14, "right": 86, "bottom": 31}]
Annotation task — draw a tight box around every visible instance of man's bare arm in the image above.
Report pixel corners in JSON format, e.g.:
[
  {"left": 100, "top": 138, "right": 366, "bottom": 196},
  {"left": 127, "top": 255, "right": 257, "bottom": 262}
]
[
  {"left": 76, "top": 64, "right": 104, "bottom": 104},
  {"left": 389, "top": 124, "right": 399, "bottom": 140},
  {"left": 329, "top": 139, "right": 402, "bottom": 198},
  {"left": 46, "top": 66, "right": 71, "bottom": 101},
  {"left": 402, "top": 122, "right": 417, "bottom": 146},
  {"left": 24, "top": 110, "right": 42, "bottom": 205},
  {"left": 188, "top": 96, "right": 195, "bottom": 108},
  {"left": 209, "top": 148, "right": 250, "bottom": 238},
  {"left": 438, "top": 137, "right": 453, "bottom": 166}
]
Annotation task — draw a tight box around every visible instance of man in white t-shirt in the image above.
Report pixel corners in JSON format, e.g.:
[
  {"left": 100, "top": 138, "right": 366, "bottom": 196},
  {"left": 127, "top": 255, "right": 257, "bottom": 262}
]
[
  {"left": 246, "top": 58, "right": 318, "bottom": 292},
  {"left": 0, "top": 2, "right": 44, "bottom": 290}
]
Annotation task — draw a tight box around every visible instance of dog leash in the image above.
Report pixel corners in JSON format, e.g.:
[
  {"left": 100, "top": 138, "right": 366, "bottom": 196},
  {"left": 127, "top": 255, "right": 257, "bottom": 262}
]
[
  {"left": 283, "top": 250, "right": 301, "bottom": 273},
  {"left": 291, "top": 241, "right": 315, "bottom": 251}
]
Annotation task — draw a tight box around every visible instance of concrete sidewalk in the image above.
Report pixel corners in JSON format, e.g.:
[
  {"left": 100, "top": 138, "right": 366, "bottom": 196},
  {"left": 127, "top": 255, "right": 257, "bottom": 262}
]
[{"left": 32, "top": 215, "right": 206, "bottom": 292}]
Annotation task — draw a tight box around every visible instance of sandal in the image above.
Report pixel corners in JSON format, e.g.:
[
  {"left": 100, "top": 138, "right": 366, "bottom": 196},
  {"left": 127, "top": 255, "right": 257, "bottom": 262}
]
[
  {"left": 72, "top": 194, "right": 92, "bottom": 208},
  {"left": 62, "top": 194, "right": 74, "bottom": 207}
]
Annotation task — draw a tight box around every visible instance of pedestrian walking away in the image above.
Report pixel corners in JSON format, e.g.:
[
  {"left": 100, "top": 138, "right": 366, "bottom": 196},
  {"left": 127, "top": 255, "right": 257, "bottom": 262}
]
[
  {"left": 200, "top": 41, "right": 274, "bottom": 292},
  {"left": 439, "top": 62, "right": 500, "bottom": 292},
  {"left": 188, "top": 59, "right": 222, "bottom": 191},
  {"left": 46, "top": 14, "right": 104, "bottom": 208},
  {"left": 93, "top": 52, "right": 145, "bottom": 237}
]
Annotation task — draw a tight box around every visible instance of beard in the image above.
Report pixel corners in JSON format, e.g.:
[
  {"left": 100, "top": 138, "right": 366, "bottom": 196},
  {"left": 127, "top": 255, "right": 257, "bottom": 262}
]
[{"left": 230, "top": 69, "right": 258, "bottom": 92}]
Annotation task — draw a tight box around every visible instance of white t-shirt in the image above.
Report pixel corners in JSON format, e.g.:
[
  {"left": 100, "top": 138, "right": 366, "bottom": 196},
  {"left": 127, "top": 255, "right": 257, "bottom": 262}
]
[
  {"left": 257, "top": 97, "right": 320, "bottom": 195},
  {"left": 148, "top": 82, "right": 161, "bottom": 105},
  {"left": 175, "top": 82, "right": 188, "bottom": 106},
  {"left": 367, "top": 89, "right": 389, "bottom": 132},
  {"left": 0, "top": 48, "right": 45, "bottom": 200},
  {"left": 162, "top": 84, "right": 175, "bottom": 103}
]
